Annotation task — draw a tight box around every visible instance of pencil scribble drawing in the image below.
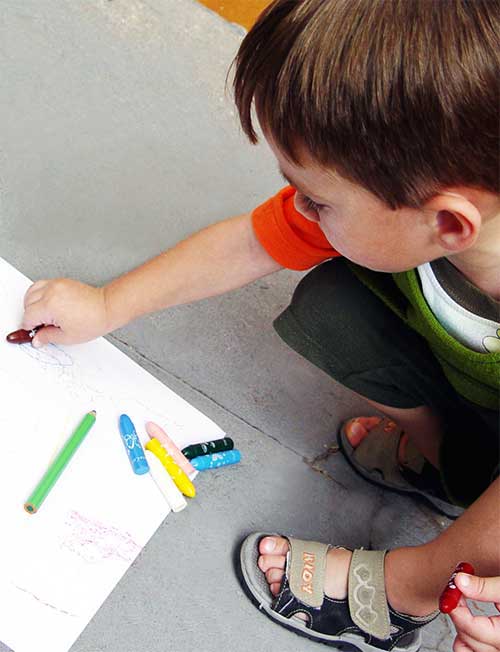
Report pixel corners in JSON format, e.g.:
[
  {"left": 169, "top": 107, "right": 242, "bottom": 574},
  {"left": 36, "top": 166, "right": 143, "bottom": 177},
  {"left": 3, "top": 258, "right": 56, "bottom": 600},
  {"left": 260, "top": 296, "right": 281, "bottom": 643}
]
[
  {"left": 12, "top": 584, "right": 78, "bottom": 618},
  {"left": 19, "top": 343, "right": 74, "bottom": 367}
]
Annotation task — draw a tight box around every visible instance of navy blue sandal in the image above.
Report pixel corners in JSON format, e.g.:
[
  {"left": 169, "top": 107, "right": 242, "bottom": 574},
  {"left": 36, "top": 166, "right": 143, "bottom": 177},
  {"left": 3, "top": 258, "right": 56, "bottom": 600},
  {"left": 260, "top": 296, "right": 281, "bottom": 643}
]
[{"left": 240, "top": 533, "right": 438, "bottom": 652}]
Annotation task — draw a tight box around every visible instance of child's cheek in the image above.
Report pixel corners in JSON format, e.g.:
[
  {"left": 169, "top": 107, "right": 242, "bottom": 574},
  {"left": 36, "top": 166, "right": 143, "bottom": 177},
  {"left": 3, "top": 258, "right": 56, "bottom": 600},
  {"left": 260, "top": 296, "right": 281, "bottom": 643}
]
[
  {"left": 322, "top": 226, "right": 385, "bottom": 269},
  {"left": 320, "top": 223, "right": 353, "bottom": 255}
]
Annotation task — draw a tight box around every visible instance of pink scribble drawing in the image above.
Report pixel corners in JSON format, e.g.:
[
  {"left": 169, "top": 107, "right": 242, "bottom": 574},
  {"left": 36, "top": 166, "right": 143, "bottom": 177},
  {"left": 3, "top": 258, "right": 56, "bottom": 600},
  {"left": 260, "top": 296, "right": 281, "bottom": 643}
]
[{"left": 61, "top": 511, "right": 141, "bottom": 563}]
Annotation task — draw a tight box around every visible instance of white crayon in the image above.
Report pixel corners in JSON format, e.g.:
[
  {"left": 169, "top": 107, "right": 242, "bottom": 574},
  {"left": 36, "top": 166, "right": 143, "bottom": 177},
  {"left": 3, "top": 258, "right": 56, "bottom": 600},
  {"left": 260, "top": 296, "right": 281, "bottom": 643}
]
[{"left": 145, "top": 451, "right": 187, "bottom": 513}]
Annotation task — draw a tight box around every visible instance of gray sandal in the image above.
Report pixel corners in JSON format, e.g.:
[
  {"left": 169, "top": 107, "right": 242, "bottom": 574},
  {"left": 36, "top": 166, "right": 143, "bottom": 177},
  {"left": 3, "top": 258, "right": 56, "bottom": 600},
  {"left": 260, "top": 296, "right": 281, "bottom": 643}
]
[
  {"left": 338, "top": 418, "right": 463, "bottom": 519},
  {"left": 240, "top": 533, "right": 437, "bottom": 652}
]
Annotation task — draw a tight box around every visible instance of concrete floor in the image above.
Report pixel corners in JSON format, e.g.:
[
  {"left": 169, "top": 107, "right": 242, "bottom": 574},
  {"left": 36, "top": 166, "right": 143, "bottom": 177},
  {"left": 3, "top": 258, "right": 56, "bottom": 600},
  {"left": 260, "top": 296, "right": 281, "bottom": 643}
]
[{"left": 0, "top": 1, "right": 456, "bottom": 650}]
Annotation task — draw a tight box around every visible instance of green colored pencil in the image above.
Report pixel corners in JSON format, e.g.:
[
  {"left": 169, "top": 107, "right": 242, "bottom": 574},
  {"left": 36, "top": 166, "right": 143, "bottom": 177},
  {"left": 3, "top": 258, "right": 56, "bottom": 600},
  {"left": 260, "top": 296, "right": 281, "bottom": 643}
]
[{"left": 24, "top": 410, "right": 97, "bottom": 514}]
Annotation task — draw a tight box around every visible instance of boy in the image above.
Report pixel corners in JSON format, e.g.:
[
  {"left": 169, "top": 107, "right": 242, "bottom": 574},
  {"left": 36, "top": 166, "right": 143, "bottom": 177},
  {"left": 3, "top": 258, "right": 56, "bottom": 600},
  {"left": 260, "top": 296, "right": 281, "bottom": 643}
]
[{"left": 20, "top": 1, "right": 499, "bottom": 650}]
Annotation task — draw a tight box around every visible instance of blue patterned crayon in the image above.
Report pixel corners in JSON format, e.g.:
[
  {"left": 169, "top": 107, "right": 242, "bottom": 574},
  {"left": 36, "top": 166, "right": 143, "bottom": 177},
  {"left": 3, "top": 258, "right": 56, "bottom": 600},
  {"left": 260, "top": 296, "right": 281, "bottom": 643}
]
[
  {"left": 191, "top": 450, "right": 241, "bottom": 471},
  {"left": 118, "top": 414, "right": 150, "bottom": 475}
]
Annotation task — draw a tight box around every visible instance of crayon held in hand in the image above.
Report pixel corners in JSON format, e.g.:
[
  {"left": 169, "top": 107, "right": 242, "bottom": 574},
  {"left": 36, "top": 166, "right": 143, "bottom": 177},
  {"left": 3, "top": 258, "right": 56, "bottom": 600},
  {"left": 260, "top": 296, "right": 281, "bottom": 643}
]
[
  {"left": 24, "top": 410, "right": 97, "bottom": 514},
  {"left": 439, "top": 562, "right": 475, "bottom": 613},
  {"left": 6, "top": 326, "right": 41, "bottom": 344},
  {"left": 182, "top": 437, "right": 234, "bottom": 460}
]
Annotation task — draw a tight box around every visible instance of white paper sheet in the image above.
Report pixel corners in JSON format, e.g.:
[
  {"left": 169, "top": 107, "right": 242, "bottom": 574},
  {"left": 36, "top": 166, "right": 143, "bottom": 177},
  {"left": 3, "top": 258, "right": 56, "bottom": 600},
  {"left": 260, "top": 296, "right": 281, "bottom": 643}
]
[{"left": 0, "top": 257, "right": 225, "bottom": 652}]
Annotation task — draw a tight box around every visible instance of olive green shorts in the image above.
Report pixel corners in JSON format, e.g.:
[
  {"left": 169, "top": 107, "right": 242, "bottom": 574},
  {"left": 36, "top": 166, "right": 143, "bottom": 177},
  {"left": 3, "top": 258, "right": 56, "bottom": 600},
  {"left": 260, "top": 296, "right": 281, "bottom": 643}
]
[{"left": 274, "top": 258, "right": 499, "bottom": 506}]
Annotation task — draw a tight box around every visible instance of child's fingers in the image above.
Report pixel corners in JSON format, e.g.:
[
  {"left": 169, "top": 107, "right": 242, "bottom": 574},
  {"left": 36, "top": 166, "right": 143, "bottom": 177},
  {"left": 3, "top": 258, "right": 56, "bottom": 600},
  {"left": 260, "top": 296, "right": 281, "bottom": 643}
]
[
  {"left": 22, "top": 302, "right": 51, "bottom": 330},
  {"left": 454, "top": 631, "right": 498, "bottom": 652},
  {"left": 23, "top": 289, "right": 45, "bottom": 309},
  {"left": 453, "top": 635, "right": 474, "bottom": 652},
  {"left": 32, "top": 326, "right": 69, "bottom": 348},
  {"left": 23, "top": 280, "right": 48, "bottom": 307},
  {"left": 450, "top": 604, "right": 500, "bottom": 649},
  {"left": 453, "top": 633, "right": 496, "bottom": 652},
  {"left": 456, "top": 574, "right": 500, "bottom": 605},
  {"left": 451, "top": 603, "right": 474, "bottom": 628}
]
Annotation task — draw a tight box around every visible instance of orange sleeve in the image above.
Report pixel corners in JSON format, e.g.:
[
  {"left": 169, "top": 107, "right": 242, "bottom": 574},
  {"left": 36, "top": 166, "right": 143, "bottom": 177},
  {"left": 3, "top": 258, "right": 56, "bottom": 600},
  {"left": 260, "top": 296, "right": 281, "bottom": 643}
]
[{"left": 251, "top": 186, "right": 340, "bottom": 271}]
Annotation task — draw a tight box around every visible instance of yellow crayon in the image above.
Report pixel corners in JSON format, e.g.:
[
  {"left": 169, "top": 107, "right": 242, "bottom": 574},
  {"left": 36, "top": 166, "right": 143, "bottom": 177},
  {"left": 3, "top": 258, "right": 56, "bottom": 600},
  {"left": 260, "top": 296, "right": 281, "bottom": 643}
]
[{"left": 145, "top": 438, "right": 196, "bottom": 498}]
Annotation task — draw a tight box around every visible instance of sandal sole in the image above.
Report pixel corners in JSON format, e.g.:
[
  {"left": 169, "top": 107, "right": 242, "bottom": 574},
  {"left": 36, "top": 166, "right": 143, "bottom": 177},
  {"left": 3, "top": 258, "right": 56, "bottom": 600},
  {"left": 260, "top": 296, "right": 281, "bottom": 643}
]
[{"left": 238, "top": 532, "right": 422, "bottom": 652}]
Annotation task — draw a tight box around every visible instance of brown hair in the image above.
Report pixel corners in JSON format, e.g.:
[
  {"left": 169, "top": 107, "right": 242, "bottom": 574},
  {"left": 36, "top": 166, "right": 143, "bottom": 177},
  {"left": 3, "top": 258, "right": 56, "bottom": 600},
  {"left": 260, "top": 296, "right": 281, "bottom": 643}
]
[{"left": 233, "top": 0, "right": 499, "bottom": 208}]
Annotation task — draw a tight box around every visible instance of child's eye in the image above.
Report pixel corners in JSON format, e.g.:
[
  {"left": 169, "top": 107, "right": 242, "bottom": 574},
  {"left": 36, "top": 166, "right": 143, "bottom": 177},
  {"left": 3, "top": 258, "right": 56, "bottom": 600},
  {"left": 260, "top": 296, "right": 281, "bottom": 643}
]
[
  {"left": 304, "top": 196, "right": 325, "bottom": 213},
  {"left": 295, "top": 192, "right": 329, "bottom": 220}
]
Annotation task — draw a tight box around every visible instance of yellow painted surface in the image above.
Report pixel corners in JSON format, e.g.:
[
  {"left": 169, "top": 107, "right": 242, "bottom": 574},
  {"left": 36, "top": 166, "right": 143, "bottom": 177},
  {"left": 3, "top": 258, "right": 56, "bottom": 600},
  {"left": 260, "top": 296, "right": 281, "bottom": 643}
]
[{"left": 198, "top": 0, "right": 271, "bottom": 30}]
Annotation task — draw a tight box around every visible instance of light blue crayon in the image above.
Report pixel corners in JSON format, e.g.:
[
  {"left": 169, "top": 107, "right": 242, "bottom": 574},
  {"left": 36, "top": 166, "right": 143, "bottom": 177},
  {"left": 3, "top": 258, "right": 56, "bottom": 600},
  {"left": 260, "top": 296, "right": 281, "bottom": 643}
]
[
  {"left": 191, "top": 450, "right": 241, "bottom": 471},
  {"left": 118, "top": 414, "right": 150, "bottom": 475}
]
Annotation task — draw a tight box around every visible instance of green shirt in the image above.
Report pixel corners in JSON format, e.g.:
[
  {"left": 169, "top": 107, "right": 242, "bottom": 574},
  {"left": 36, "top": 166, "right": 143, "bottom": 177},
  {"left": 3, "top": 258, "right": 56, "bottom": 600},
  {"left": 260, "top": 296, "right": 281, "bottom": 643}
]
[{"left": 348, "top": 264, "right": 500, "bottom": 410}]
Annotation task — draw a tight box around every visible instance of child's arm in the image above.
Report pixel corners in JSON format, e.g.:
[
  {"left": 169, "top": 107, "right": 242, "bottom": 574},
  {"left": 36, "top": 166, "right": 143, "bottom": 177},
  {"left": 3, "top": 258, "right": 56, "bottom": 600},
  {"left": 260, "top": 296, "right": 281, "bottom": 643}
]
[{"left": 22, "top": 213, "right": 282, "bottom": 346}]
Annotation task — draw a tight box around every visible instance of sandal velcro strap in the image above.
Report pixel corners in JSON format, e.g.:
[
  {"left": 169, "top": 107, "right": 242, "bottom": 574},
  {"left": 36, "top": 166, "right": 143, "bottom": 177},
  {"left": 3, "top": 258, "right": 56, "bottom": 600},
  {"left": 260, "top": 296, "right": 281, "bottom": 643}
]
[
  {"left": 287, "top": 537, "right": 330, "bottom": 608},
  {"left": 348, "top": 549, "right": 390, "bottom": 640}
]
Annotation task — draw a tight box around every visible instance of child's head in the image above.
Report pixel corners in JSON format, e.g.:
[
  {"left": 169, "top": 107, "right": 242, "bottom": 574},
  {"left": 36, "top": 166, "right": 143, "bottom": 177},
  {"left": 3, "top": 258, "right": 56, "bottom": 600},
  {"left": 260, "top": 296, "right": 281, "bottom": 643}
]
[{"left": 233, "top": 0, "right": 500, "bottom": 271}]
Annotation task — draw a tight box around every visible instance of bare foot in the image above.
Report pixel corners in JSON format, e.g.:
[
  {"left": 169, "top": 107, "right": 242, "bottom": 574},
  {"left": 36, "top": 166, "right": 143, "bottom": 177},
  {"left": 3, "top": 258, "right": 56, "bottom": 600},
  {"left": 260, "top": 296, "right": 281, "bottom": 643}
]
[{"left": 345, "top": 416, "right": 412, "bottom": 467}]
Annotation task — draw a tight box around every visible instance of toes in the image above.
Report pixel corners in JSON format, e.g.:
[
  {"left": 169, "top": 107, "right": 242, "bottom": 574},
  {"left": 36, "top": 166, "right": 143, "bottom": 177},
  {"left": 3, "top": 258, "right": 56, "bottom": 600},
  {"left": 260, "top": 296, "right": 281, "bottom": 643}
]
[
  {"left": 345, "top": 416, "right": 382, "bottom": 448},
  {"left": 259, "top": 536, "right": 290, "bottom": 556},
  {"left": 265, "top": 568, "right": 284, "bottom": 586},
  {"left": 364, "top": 416, "right": 384, "bottom": 429},
  {"left": 257, "top": 537, "right": 288, "bottom": 595},
  {"left": 345, "top": 418, "right": 368, "bottom": 447},
  {"left": 258, "top": 554, "right": 286, "bottom": 573}
]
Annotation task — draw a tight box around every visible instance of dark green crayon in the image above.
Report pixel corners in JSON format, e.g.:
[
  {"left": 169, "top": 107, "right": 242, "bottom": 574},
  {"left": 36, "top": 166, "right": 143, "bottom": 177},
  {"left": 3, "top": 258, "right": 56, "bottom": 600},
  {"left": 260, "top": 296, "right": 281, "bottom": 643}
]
[{"left": 182, "top": 437, "right": 234, "bottom": 460}]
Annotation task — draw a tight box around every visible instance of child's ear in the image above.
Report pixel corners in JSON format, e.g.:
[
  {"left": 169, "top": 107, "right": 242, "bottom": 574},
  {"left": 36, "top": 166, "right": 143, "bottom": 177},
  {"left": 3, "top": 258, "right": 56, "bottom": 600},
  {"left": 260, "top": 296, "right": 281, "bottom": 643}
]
[{"left": 424, "top": 192, "right": 481, "bottom": 252}]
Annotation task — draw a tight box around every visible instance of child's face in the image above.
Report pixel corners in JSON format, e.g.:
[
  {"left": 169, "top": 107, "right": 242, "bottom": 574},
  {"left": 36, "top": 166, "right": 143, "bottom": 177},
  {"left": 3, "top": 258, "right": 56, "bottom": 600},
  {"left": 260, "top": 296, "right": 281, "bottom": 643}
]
[{"left": 267, "top": 137, "right": 439, "bottom": 273}]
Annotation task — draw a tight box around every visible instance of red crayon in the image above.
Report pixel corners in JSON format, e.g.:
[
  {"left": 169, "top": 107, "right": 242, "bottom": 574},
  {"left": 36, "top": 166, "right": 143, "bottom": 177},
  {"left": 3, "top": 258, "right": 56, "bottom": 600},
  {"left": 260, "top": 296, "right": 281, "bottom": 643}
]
[
  {"left": 439, "top": 562, "right": 475, "bottom": 614},
  {"left": 6, "top": 326, "right": 41, "bottom": 344}
]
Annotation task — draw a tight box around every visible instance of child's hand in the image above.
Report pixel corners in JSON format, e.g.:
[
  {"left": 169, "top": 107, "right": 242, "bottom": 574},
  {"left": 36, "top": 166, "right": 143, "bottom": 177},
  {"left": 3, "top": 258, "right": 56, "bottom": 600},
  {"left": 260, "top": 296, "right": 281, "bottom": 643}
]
[
  {"left": 22, "top": 279, "right": 110, "bottom": 346},
  {"left": 450, "top": 573, "right": 500, "bottom": 652}
]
